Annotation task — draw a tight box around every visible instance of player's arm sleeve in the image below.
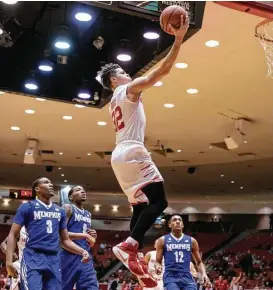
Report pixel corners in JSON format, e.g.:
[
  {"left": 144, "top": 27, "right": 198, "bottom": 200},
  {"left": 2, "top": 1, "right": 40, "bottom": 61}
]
[
  {"left": 13, "top": 203, "right": 30, "bottom": 226},
  {"left": 59, "top": 208, "right": 67, "bottom": 230}
]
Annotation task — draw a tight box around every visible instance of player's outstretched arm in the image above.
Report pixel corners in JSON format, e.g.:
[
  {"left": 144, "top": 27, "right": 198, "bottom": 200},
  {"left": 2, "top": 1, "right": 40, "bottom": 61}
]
[
  {"left": 192, "top": 238, "right": 211, "bottom": 287},
  {"left": 127, "top": 14, "right": 189, "bottom": 101},
  {"left": 60, "top": 229, "right": 90, "bottom": 263},
  {"left": 6, "top": 223, "right": 21, "bottom": 278},
  {"left": 155, "top": 237, "right": 164, "bottom": 274}
]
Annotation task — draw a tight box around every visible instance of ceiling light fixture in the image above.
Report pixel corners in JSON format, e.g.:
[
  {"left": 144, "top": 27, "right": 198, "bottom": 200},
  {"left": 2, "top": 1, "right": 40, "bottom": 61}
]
[
  {"left": 2, "top": 0, "right": 18, "bottom": 4},
  {"left": 75, "top": 104, "right": 85, "bottom": 108},
  {"left": 231, "top": 180, "right": 235, "bottom": 183},
  {"left": 143, "top": 32, "right": 159, "bottom": 40},
  {"left": 78, "top": 89, "right": 91, "bottom": 99},
  {"left": 61, "top": 174, "right": 64, "bottom": 177},
  {"left": 25, "top": 109, "right": 35, "bottom": 114},
  {"left": 244, "top": 140, "right": 248, "bottom": 144},
  {"left": 38, "top": 60, "right": 53, "bottom": 72},
  {"left": 209, "top": 146, "right": 213, "bottom": 149},
  {"left": 97, "top": 121, "right": 107, "bottom": 126},
  {"left": 0, "top": 91, "right": 5, "bottom": 94},
  {"left": 175, "top": 62, "right": 188, "bottom": 69},
  {"left": 75, "top": 12, "right": 92, "bottom": 22},
  {"left": 87, "top": 153, "right": 91, "bottom": 156},
  {"left": 153, "top": 81, "right": 163, "bottom": 87},
  {"left": 54, "top": 26, "right": 71, "bottom": 50},
  {"left": 220, "top": 174, "right": 224, "bottom": 177},
  {"left": 63, "top": 116, "right": 73, "bottom": 120},
  {"left": 177, "top": 149, "right": 182, "bottom": 153},
  {"left": 11, "top": 126, "right": 20, "bottom": 131},
  {"left": 25, "top": 79, "right": 38, "bottom": 90},
  {"left": 117, "top": 53, "right": 132, "bottom": 62},
  {"left": 59, "top": 152, "right": 64, "bottom": 155},
  {"left": 205, "top": 40, "right": 220, "bottom": 47},
  {"left": 58, "top": 167, "right": 62, "bottom": 170},
  {"left": 64, "top": 180, "right": 67, "bottom": 183},
  {"left": 164, "top": 103, "right": 174, "bottom": 108},
  {"left": 186, "top": 88, "right": 198, "bottom": 94},
  {"left": 35, "top": 97, "right": 45, "bottom": 101},
  {"left": 240, "top": 186, "right": 244, "bottom": 189}
]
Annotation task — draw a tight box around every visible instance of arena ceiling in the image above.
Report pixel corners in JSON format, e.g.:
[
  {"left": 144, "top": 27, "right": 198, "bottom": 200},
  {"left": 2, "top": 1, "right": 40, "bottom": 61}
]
[{"left": 0, "top": 2, "right": 273, "bottom": 209}]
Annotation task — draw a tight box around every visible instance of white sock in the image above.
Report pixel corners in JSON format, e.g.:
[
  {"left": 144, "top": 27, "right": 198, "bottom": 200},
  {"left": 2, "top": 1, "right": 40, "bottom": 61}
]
[{"left": 125, "top": 237, "right": 138, "bottom": 246}]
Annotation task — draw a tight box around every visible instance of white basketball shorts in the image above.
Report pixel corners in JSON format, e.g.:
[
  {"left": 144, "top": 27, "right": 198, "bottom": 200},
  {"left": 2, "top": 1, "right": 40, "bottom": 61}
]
[{"left": 111, "top": 141, "right": 163, "bottom": 205}]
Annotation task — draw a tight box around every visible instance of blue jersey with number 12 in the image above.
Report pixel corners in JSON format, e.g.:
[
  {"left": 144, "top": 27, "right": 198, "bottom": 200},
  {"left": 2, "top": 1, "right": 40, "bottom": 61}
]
[
  {"left": 163, "top": 233, "right": 192, "bottom": 273},
  {"left": 13, "top": 199, "right": 67, "bottom": 254}
]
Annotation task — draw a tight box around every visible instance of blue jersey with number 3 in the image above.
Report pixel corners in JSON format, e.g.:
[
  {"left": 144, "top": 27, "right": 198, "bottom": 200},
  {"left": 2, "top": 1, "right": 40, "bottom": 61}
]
[
  {"left": 163, "top": 233, "right": 192, "bottom": 273},
  {"left": 66, "top": 204, "right": 92, "bottom": 251},
  {"left": 13, "top": 199, "right": 66, "bottom": 254}
]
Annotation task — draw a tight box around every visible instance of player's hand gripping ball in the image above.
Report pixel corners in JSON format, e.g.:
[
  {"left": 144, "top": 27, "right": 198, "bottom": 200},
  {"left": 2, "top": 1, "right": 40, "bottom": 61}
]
[{"left": 160, "top": 5, "right": 189, "bottom": 35}]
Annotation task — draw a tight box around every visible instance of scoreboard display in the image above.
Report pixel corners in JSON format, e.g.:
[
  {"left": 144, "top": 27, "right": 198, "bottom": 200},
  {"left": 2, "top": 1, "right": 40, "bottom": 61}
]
[
  {"left": 9, "top": 189, "right": 36, "bottom": 200},
  {"left": 87, "top": 1, "right": 205, "bottom": 28}
]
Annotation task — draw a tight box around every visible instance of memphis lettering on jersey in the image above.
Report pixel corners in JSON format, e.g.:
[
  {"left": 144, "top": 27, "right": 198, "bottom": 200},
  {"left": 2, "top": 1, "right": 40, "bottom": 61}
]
[
  {"left": 166, "top": 243, "right": 191, "bottom": 252},
  {"left": 74, "top": 213, "right": 91, "bottom": 224},
  {"left": 34, "top": 210, "right": 61, "bottom": 221}
]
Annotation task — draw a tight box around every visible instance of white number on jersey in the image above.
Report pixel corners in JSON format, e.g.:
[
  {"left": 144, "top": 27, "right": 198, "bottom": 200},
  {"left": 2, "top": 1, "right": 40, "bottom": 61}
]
[
  {"left": 46, "top": 220, "right": 53, "bottom": 233},
  {"left": 174, "top": 251, "right": 184, "bottom": 263},
  {"left": 83, "top": 223, "right": 87, "bottom": 234}
]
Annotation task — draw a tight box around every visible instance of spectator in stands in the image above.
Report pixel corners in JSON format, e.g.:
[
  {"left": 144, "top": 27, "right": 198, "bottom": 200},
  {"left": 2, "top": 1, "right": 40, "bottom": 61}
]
[
  {"left": 240, "top": 250, "right": 253, "bottom": 278},
  {"left": 0, "top": 274, "right": 6, "bottom": 290},
  {"left": 214, "top": 275, "right": 229, "bottom": 290},
  {"left": 229, "top": 272, "right": 242, "bottom": 290},
  {"left": 99, "top": 241, "right": 106, "bottom": 255}
]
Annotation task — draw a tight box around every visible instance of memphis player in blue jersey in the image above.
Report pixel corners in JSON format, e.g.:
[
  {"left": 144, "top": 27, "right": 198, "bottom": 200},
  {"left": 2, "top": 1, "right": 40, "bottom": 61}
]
[
  {"left": 5, "top": 177, "right": 90, "bottom": 290},
  {"left": 60, "top": 185, "right": 99, "bottom": 290},
  {"left": 155, "top": 215, "right": 211, "bottom": 290}
]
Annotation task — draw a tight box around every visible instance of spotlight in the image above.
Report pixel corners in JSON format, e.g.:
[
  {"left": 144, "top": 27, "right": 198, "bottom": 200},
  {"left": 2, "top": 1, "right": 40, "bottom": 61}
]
[
  {"left": 54, "top": 26, "right": 71, "bottom": 50},
  {"left": 116, "top": 39, "right": 132, "bottom": 62},
  {"left": 2, "top": 0, "right": 18, "bottom": 4},
  {"left": 0, "top": 28, "right": 3, "bottom": 35},
  {"left": 24, "top": 79, "right": 38, "bottom": 90},
  {"left": 78, "top": 88, "right": 91, "bottom": 99},
  {"left": 117, "top": 53, "right": 131, "bottom": 62},
  {"left": 55, "top": 41, "right": 70, "bottom": 50},
  {"left": 75, "top": 12, "right": 92, "bottom": 22},
  {"left": 38, "top": 60, "right": 53, "bottom": 72},
  {"left": 143, "top": 32, "right": 159, "bottom": 40}
]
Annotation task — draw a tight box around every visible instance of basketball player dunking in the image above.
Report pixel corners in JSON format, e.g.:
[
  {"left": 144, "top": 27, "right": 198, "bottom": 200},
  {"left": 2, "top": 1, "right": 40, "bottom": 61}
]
[
  {"left": 1, "top": 226, "right": 27, "bottom": 290},
  {"left": 97, "top": 14, "right": 189, "bottom": 287},
  {"left": 156, "top": 215, "right": 211, "bottom": 290}
]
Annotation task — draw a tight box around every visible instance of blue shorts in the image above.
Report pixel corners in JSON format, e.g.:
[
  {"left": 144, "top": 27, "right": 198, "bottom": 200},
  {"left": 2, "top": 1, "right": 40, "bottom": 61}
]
[
  {"left": 20, "top": 248, "right": 61, "bottom": 290},
  {"left": 60, "top": 250, "right": 99, "bottom": 290},
  {"left": 164, "top": 271, "right": 197, "bottom": 290}
]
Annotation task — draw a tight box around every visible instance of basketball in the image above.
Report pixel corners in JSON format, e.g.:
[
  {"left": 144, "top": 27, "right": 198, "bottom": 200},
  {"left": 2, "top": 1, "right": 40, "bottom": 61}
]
[{"left": 160, "top": 5, "right": 187, "bottom": 35}]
